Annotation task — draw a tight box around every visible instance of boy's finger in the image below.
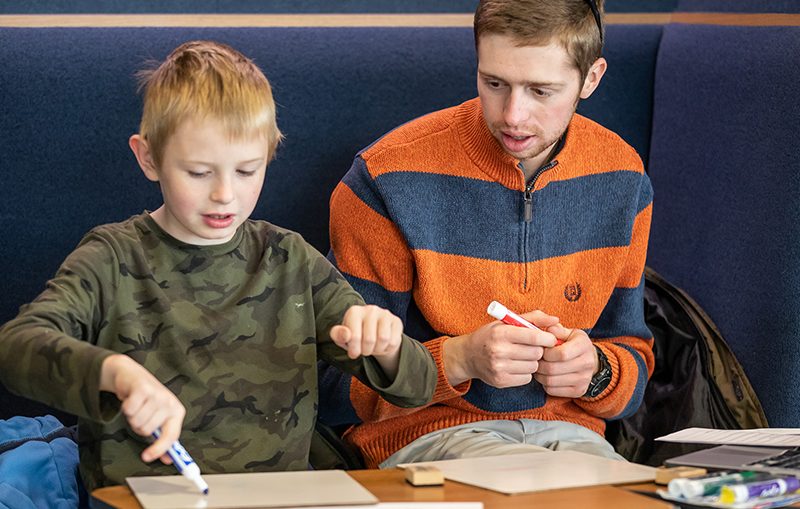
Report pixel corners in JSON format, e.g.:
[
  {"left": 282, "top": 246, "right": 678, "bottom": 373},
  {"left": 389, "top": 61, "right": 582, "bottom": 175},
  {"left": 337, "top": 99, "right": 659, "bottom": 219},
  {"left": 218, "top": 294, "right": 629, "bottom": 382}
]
[
  {"left": 359, "top": 310, "right": 379, "bottom": 357},
  {"left": 342, "top": 308, "right": 364, "bottom": 358},
  {"left": 144, "top": 417, "right": 182, "bottom": 463},
  {"left": 374, "top": 315, "right": 394, "bottom": 355},
  {"left": 121, "top": 390, "right": 147, "bottom": 420},
  {"left": 329, "top": 325, "right": 351, "bottom": 348},
  {"left": 143, "top": 436, "right": 170, "bottom": 463}
]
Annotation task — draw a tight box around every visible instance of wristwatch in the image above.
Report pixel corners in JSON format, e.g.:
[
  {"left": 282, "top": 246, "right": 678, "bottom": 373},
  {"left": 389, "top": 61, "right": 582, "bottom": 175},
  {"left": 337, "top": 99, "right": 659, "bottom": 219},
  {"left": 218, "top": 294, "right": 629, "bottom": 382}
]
[{"left": 583, "top": 346, "right": 612, "bottom": 398}]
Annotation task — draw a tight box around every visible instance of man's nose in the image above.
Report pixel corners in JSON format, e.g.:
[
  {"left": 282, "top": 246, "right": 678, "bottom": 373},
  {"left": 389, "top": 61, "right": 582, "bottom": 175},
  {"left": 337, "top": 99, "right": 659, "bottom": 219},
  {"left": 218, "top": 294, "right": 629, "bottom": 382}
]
[{"left": 503, "top": 89, "right": 530, "bottom": 127}]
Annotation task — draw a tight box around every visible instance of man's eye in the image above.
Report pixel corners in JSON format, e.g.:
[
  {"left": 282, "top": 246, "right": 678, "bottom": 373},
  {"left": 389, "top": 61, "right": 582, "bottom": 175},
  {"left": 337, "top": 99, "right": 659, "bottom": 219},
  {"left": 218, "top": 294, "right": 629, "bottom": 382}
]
[
  {"left": 532, "top": 88, "right": 551, "bottom": 97},
  {"left": 487, "top": 80, "right": 502, "bottom": 89}
]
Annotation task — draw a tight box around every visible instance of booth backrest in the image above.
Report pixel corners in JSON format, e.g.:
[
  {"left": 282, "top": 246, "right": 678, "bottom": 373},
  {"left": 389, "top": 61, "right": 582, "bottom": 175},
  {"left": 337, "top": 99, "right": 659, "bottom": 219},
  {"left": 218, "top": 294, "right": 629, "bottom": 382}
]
[
  {"left": 646, "top": 23, "right": 800, "bottom": 427},
  {"left": 0, "top": 24, "right": 661, "bottom": 422}
]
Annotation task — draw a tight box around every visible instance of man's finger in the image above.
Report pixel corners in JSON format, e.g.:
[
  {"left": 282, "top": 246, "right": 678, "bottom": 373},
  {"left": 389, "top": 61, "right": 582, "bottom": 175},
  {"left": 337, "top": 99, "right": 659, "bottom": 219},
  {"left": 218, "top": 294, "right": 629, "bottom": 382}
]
[{"left": 503, "top": 326, "right": 558, "bottom": 348}]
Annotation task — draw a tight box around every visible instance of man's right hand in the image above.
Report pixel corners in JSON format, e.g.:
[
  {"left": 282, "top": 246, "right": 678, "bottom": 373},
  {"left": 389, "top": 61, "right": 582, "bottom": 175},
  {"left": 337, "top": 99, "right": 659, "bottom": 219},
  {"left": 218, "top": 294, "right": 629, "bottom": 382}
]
[
  {"left": 99, "top": 354, "right": 186, "bottom": 464},
  {"left": 442, "top": 310, "right": 559, "bottom": 387}
]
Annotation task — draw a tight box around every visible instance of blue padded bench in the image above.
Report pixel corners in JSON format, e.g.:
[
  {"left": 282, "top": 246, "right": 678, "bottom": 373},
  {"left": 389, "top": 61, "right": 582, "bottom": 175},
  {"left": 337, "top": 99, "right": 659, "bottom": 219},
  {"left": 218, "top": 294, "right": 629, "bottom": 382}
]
[
  {"left": 0, "top": 23, "right": 681, "bottom": 428},
  {"left": 646, "top": 24, "right": 800, "bottom": 427}
]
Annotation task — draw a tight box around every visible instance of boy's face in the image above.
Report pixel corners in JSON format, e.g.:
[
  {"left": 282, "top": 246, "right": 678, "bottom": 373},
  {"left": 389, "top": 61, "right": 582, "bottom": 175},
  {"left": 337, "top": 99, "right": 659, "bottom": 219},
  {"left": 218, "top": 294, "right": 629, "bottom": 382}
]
[
  {"left": 477, "top": 34, "right": 605, "bottom": 172},
  {"left": 135, "top": 117, "right": 268, "bottom": 246}
]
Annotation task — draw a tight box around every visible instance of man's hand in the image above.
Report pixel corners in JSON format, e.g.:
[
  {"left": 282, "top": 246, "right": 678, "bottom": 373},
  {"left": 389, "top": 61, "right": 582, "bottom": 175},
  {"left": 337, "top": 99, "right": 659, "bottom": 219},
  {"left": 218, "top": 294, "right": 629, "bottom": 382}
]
[
  {"left": 443, "top": 310, "right": 559, "bottom": 387},
  {"left": 330, "top": 305, "right": 404, "bottom": 379},
  {"left": 100, "top": 354, "right": 186, "bottom": 464},
  {"left": 533, "top": 324, "right": 599, "bottom": 398}
]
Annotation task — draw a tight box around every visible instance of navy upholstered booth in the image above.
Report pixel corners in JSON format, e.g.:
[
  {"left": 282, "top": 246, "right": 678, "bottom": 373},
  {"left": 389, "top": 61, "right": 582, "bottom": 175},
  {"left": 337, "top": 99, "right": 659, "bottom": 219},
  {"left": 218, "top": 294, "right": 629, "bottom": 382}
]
[
  {"left": 647, "top": 24, "right": 800, "bottom": 427},
  {"left": 2, "top": 22, "right": 798, "bottom": 430},
  {"left": 0, "top": 0, "right": 679, "bottom": 14},
  {"left": 0, "top": 25, "right": 660, "bottom": 422},
  {"left": 677, "top": 0, "right": 800, "bottom": 13}
]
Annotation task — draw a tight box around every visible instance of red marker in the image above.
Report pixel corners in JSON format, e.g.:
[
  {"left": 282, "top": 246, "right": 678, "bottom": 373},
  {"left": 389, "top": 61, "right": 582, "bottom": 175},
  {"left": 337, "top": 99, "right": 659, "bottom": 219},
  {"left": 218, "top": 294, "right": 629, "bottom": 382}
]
[{"left": 486, "top": 301, "right": 563, "bottom": 346}]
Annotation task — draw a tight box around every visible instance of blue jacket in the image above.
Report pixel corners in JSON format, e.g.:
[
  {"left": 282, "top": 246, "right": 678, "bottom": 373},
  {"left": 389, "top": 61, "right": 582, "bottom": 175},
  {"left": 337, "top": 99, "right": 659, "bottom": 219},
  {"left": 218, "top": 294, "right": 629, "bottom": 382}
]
[{"left": 0, "top": 415, "right": 84, "bottom": 509}]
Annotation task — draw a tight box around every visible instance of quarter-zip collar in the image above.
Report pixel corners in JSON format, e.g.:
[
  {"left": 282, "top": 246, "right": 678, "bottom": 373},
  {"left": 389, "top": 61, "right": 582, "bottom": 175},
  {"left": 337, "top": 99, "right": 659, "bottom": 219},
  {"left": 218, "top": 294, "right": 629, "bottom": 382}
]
[{"left": 456, "top": 97, "right": 569, "bottom": 190}]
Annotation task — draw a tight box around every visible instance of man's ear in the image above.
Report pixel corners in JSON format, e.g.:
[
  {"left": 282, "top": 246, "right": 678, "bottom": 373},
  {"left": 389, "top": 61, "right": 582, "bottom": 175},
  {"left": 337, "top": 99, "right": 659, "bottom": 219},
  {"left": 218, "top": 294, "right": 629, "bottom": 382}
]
[
  {"left": 579, "top": 57, "right": 607, "bottom": 100},
  {"left": 129, "top": 134, "right": 159, "bottom": 182}
]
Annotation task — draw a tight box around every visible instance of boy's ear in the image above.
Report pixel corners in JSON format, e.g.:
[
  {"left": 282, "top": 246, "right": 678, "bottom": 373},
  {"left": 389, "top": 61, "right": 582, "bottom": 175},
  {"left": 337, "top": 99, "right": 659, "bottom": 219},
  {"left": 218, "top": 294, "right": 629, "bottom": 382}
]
[
  {"left": 579, "top": 57, "right": 607, "bottom": 100},
  {"left": 129, "top": 134, "right": 159, "bottom": 182}
]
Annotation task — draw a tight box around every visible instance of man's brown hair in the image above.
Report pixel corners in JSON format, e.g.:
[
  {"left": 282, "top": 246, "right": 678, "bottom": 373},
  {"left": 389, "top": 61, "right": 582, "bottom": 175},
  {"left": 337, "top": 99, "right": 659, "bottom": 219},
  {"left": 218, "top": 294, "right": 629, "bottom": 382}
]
[{"left": 474, "top": 0, "right": 605, "bottom": 81}]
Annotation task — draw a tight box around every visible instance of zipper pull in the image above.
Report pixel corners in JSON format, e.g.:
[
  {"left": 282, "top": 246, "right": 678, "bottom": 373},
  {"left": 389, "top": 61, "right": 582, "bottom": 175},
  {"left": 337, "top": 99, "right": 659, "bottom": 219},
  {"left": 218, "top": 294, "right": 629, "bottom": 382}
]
[{"left": 524, "top": 190, "right": 532, "bottom": 222}]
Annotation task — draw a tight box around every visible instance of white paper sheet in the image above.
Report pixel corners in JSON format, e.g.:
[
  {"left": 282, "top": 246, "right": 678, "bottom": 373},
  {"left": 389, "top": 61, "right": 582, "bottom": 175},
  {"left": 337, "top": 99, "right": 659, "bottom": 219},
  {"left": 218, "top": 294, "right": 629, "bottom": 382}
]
[
  {"left": 399, "top": 451, "right": 655, "bottom": 495},
  {"left": 655, "top": 427, "right": 800, "bottom": 446},
  {"left": 302, "top": 504, "right": 482, "bottom": 509},
  {"left": 127, "top": 470, "right": 378, "bottom": 509}
]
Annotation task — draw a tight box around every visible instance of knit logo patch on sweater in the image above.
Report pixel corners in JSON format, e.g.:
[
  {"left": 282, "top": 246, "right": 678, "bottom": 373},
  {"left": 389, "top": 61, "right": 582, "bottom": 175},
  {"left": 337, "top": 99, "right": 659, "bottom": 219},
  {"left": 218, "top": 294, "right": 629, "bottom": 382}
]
[{"left": 564, "top": 282, "right": 582, "bottom": 302}]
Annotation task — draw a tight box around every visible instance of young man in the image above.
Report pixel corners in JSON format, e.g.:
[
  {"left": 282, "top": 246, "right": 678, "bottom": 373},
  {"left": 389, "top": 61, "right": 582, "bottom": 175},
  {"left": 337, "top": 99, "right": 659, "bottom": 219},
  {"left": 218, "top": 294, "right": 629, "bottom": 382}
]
[
  {"left": 321, "top": 0, "right": 654, "bottom": 467},
  {"left": 0, "top": 40, "right": 437, "bottom": 492}
]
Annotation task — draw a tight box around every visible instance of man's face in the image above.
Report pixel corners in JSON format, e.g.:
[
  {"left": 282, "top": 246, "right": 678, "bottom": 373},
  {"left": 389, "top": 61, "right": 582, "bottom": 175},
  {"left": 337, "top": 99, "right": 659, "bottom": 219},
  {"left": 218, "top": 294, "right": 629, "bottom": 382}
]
[
  {"left": 147, "top": 117, "right": 268, "bottom": 245},
  {"left": 477, "top": 34, "right": 587, "bottom": 171}
]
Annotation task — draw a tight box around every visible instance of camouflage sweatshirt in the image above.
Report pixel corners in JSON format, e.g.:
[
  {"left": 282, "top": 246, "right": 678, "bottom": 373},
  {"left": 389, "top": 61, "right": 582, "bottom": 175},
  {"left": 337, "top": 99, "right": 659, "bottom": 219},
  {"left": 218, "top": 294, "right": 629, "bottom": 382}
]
[{"left": 0, "top": 213, "right": 436, "bottom": 491}]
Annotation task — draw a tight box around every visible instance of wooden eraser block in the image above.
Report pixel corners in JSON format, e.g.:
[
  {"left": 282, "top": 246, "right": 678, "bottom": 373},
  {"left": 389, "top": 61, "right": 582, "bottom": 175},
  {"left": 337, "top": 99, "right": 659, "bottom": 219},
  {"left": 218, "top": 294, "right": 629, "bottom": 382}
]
[
  {"left": 655, "top": 466, "right": 708, "bottom": 485},
  {"left": 404, "top": 465, "right": 445, "bottom": 486}
]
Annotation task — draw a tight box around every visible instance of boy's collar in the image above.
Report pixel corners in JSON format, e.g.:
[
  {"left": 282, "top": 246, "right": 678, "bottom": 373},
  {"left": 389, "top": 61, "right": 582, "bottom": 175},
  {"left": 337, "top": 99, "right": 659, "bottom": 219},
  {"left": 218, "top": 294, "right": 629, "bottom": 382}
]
[{"left": 141, "top": 211, "right": 245, "bottom": 255}]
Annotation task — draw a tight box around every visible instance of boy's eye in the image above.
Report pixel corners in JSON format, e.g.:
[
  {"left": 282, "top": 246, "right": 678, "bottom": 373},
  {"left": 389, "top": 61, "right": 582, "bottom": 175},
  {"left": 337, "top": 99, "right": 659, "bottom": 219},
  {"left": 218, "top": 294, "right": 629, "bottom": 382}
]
[
  {"left": 188, "top": 170, "right": 209, "bottom": 178},
  {"left": 237, "top": 169, "right": 257, "bottom": 177}
]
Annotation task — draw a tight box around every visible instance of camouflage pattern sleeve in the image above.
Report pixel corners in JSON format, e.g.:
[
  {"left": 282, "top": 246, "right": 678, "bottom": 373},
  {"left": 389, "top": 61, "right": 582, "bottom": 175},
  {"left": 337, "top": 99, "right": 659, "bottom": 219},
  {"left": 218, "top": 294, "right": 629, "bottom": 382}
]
[
  {"left": 0, "top": 233, "right": 119, "bottom": 421},
  {"left": 307, "top": 250, "right": 436, "bottom": 409}
]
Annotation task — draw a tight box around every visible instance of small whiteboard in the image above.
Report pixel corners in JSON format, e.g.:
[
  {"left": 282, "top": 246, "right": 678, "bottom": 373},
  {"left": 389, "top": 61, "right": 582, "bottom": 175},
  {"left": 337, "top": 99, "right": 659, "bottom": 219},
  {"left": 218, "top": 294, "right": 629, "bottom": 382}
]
[
  {"left": 127, "top": 469, "right": 378, "bottom": 509},
  {"left": 400, "top": 451, "right": 655, "bottom": 495}
]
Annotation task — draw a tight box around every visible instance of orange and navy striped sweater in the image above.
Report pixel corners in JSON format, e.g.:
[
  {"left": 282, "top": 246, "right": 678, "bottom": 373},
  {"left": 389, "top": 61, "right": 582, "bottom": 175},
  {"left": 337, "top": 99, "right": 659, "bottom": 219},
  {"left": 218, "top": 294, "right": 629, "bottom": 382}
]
[{"left": 319, "top": 97, "right": 654, "bottom": 468}]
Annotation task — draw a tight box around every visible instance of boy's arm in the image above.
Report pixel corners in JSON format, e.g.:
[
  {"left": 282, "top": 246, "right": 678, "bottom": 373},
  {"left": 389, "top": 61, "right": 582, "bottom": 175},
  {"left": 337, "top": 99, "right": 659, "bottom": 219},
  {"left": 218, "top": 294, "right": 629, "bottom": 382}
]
[
  {"left": 310, "top": 251, "right": 436, "bottom": 410},
  {"left": 0, "top": 236, "right": 120, "bottom": 420},
  {"left": 318, "top": 157, "right": 471, "bottom": 427}
]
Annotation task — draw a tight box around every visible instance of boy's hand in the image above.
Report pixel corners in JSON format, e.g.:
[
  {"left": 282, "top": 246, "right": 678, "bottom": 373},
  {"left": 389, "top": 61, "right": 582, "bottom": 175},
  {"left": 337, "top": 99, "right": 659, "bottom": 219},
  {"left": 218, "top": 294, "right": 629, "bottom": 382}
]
[
  {"left": 330, "top": 305, "right": 404, "bottom": 379},
  {"left": 533, "top": 324, "right": 599, "bottom": 398},
  {"left": 100, "top": 354, "right": 186, "bottom": 464}
]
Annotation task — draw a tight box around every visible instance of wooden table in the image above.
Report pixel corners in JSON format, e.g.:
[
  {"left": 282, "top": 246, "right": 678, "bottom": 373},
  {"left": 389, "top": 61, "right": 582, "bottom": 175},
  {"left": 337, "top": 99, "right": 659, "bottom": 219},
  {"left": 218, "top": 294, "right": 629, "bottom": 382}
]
[{"left": 91, "top": 468, "right": 672, "bottom": 508}]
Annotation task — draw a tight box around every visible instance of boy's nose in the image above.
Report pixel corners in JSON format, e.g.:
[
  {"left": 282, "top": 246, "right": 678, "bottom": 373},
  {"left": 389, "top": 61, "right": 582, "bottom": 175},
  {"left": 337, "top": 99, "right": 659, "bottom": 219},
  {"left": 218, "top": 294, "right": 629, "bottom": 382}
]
[{"left": 210, "top": 178, "right": 234, "bottom": 204}]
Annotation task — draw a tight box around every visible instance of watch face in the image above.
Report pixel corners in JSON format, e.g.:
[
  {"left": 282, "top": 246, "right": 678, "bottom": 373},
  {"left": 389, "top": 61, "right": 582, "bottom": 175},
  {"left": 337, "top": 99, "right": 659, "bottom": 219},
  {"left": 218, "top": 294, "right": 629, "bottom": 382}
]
[
  {"left": 586, "top": 369, "right": 612, "bottom": 397},
  {"left": 585, "top": 347, "right": 612, "bottom": 398}
]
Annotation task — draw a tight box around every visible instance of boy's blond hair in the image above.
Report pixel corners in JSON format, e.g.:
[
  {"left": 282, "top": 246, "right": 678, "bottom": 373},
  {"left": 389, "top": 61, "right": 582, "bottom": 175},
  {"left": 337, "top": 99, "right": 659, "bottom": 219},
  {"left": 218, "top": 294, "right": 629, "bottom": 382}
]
[
  {"left": 474, "top": 0, "right": 604, "bottom": 81},
  {"left": 137, "top": 40, "right": 283, "bottom": 168}
]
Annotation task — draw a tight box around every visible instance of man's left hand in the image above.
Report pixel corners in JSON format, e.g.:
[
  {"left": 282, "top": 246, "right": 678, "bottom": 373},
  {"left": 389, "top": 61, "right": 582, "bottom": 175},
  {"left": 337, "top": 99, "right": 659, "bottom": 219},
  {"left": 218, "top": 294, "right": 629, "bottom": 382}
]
[{"left": 533, "top": 325, "right": 599, "bottom": 398}]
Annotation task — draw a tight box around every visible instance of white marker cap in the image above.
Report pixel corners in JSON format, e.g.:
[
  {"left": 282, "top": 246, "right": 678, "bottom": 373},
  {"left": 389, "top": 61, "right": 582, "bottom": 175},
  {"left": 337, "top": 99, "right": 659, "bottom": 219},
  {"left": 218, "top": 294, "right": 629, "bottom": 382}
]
[{"left": 487, "top": 301, "right": 507, "bottom": 320}]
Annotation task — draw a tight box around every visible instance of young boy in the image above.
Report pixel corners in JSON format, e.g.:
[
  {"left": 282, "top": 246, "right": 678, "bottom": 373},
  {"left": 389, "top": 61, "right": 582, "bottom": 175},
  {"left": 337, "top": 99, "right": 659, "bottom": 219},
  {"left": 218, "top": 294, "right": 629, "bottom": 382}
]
[{"left": 0, "top": 40, "right": 436, "bottom": 492}]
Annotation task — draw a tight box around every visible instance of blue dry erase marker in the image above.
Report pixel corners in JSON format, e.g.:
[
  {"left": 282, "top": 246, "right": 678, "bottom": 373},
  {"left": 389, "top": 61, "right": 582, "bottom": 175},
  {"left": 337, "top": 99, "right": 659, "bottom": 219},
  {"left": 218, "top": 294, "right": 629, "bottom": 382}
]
[
  {"left": 719, "top": 476, "right": 800, "bottom": 504},
  {"left": 152, "top": 429, "right": 209, "bottom": 495}
]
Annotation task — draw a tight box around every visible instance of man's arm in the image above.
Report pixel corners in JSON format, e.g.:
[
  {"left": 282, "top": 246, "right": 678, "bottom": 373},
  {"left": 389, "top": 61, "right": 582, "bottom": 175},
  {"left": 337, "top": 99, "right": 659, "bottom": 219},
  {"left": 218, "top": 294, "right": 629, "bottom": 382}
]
[{"left": 535, "top": 172, "right": 655, "bottom": 419}]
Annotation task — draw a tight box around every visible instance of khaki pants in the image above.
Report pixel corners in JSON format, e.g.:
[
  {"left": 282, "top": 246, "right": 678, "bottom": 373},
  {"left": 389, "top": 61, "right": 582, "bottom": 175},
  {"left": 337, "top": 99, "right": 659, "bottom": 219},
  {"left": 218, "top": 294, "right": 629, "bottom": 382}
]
[{"left": 380, "top": 419, "right": 624, "bottom": 468}]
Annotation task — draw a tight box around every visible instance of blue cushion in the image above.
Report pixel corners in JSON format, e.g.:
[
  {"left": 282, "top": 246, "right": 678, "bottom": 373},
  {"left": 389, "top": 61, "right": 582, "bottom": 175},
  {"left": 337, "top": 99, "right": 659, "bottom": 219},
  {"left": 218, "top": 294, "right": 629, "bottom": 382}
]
[
  {"left": 0, "top": 1, "right": 481, "bottom": 14},
  {"left": 677, "top": 0, "right": 800, "bottom": 13},
  {"left": 579, "top": 24, "right": 663, "bottom": 166},
  {"left": 647, "top": 24, "right": 800, "bottom": 426}
]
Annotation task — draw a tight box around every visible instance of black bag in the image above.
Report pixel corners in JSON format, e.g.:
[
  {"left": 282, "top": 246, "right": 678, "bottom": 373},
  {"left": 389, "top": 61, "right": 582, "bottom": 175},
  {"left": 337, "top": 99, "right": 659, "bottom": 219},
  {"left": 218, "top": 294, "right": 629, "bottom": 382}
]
[{"left": 606, "top": 267, "right": 768, "bottom": 466}]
